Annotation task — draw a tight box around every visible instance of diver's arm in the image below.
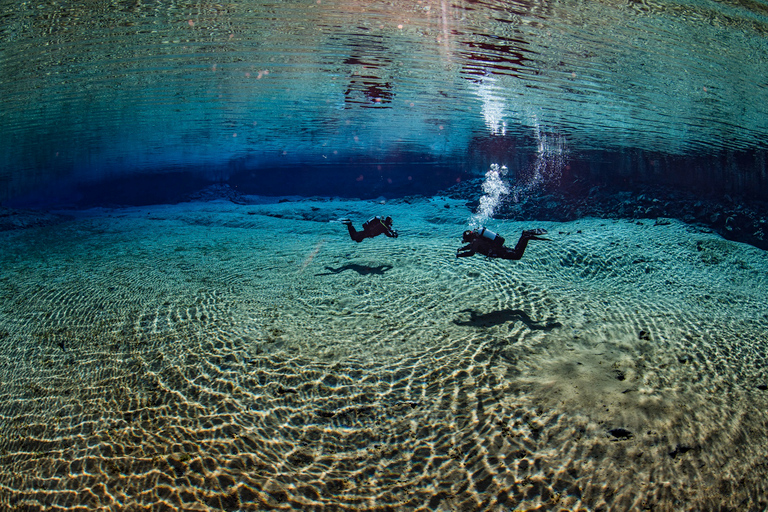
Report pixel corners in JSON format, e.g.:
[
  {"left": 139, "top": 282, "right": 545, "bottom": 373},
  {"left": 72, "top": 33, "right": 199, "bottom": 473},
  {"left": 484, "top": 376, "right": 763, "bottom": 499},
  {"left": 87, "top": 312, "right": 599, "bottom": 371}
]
[
  {"left": 379, "top": 220, "right": 397, "bottom": 238},
  {"left": 456, "top": 244, "right": 475, "bottom": 258}
]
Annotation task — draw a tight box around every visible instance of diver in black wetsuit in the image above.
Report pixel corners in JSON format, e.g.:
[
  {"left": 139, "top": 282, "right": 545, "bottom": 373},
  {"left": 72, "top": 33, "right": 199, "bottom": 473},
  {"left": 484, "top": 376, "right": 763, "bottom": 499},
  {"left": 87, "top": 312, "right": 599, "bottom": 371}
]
[
  {"left": 456, "top": 227, "right": 549, "bottom": 260},
  {"left": 341, "top": 216, "right": 399, "bottom": 243}
]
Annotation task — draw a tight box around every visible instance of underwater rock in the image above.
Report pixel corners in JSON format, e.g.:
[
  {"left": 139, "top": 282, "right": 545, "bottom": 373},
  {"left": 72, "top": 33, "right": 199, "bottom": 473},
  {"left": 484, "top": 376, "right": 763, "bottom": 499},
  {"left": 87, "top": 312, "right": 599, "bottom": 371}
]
[
  {"left": 440, "top": 179, "right": 768, "bottom": 250},
  {"left": 186, "top": 184, "right": 247, "bottom": 204},
  {"left": 0, "top": 207, "right": 69, "bottom": 231},
  {"left": 669, "top": 443, "right": 695, "bottom": 459},
  {"left": 608, "top": 428, "right": 634, "bottom": 440},
  {"left": 389, "top": 195, "right": 431, "bottom": 205}
]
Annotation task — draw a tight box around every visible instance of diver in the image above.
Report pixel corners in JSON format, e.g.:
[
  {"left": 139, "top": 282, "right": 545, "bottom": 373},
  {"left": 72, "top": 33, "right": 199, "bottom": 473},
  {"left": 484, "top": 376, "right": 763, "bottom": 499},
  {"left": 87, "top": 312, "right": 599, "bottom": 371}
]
[
  {"left": 456, "top": 227, "right": 549, "bottom": 260},
  {"left": 340, "top": 216, "right": 399, "bottom": 243}
]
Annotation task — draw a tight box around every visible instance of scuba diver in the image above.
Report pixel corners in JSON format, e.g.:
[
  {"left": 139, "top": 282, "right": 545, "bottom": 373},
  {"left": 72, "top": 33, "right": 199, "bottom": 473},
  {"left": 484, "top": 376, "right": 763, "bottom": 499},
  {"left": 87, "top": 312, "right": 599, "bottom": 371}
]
[
  {"left": 341, "top": 216, "right": 399, "bottom": 243},
  {"left": 456, "top": 227, "right": 549, "bottom": 260}
]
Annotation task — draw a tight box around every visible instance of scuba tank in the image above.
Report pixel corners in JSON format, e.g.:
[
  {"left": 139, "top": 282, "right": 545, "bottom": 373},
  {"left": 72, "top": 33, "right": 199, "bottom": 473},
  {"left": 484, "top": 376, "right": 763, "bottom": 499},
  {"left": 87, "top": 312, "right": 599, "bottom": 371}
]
[
  {"left": 478, "top": 227, "right": 505, "bottom": 246},
  {"left": 362, "top": 216, "right": 379, "bottom": 230}
]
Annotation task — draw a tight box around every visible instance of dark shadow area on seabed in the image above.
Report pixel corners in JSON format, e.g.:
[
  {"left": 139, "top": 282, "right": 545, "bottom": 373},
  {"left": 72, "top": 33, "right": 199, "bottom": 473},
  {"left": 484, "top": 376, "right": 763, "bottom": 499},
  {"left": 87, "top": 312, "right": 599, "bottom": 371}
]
[
  {"left": 316, "top": 264, "right": 394, "bottom": 276},
  {"left": 454, "top": 308, "right": 562, "bottom": 331}
]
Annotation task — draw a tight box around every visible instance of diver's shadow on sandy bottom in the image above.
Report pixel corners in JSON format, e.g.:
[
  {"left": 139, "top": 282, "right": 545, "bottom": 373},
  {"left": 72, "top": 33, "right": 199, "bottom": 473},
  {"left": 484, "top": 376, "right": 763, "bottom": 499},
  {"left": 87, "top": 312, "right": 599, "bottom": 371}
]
[
  {"left": 453, "top": 308, "right": 562, "bottom": 331},
  {"left": 316, "top": 263, "right": 394, "bottom": 276}
]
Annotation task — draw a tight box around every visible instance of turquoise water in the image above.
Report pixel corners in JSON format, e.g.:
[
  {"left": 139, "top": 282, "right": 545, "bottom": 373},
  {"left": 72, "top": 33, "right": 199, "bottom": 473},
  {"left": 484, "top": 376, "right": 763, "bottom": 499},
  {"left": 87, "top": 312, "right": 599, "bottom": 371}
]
[{"left": 1, "top": 0, "right": 768, "bottom": 510}]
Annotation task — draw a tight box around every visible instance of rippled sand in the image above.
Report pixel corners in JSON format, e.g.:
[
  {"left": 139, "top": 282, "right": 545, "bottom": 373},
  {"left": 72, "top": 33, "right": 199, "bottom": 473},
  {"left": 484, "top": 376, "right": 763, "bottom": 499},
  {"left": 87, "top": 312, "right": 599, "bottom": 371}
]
[{"left": 1, "top": 197, "right": 767, "bottom": 511}]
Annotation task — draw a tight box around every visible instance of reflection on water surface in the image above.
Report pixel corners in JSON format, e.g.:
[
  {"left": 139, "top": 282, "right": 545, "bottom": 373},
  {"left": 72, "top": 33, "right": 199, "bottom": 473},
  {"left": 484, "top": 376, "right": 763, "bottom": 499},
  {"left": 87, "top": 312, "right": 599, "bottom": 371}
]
[{"left": 2, "top": 0, "right": 768, "bottom": 196}]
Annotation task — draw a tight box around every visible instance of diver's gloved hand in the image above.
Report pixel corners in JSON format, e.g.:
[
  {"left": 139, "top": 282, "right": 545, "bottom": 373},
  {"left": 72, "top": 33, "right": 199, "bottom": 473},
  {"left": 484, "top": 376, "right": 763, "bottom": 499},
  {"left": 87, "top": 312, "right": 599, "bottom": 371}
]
[
  {"left": 523, "top": 228, "right": 550, "bottom": 241},
  {"left": 392, "top": 230, "right": 399, "bottom": 238}
]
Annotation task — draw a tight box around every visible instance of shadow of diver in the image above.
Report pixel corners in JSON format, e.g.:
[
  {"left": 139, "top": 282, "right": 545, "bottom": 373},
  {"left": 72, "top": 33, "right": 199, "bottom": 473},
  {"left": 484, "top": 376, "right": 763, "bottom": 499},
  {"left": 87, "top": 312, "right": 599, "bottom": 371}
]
[
  {"left": 454, "top": 308, "right": 561, "bottom": 331},
  {"left": 316, "top": 263, "right": 393, "bottom": 276}
]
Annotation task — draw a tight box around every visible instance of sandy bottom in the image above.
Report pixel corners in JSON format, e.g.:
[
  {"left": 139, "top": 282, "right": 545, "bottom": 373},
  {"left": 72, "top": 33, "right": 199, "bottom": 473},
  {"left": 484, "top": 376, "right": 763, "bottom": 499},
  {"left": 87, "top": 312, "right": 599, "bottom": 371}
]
[{"left": 0, "top": 196, "right": 767, "bottom": 511}]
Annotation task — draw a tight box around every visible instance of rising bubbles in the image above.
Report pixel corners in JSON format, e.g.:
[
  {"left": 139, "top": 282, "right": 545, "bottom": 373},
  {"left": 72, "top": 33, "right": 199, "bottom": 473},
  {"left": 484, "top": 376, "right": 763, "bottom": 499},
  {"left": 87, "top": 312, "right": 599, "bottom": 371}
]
[{"left": 470, "top": 163, "right": 509, "bottom": 229}]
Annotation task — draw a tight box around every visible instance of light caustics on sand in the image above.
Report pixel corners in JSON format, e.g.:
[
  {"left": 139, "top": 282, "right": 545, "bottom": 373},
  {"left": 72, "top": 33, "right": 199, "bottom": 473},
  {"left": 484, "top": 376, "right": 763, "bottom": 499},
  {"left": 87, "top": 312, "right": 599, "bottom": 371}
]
[{"left": 300, "top": 240, "right": 325, "bottom": 272}]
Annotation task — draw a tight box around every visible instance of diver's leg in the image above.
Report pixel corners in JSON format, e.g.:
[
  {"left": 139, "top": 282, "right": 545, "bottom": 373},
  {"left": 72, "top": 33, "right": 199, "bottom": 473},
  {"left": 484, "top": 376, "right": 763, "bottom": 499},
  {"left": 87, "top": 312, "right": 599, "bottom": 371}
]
[
  {"left": 503, "top": 229, "right": 550, "bottom": 259},
  {"left": 346, "top": 223, "right": 366, "bottom": 243},
  {"left": 502, "top": 235, "right": 530, "bottom": 260},
  {"left": 522, "top": 228, "right": 550, "bottom": 241}
]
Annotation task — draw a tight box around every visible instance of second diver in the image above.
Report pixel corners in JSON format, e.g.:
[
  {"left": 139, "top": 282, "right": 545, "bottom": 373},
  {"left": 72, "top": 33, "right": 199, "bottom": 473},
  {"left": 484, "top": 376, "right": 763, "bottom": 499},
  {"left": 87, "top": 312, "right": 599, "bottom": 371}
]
[
  {"left": 456, "top": 227, "right": 549, "bottom": 260},
  {"left": 341, "top": 216, "right": 399, "bottom": 243}
]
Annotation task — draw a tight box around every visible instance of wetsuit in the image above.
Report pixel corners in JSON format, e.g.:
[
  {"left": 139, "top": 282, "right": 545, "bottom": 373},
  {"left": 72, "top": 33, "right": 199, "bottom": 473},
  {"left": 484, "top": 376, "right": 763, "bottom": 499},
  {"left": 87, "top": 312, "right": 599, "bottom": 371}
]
[
  {"left": 346, "top": 216, "right": 398, "bottom": 243},
  {"left": 456, "top": 228, "right": 548, "bottom": 260}
]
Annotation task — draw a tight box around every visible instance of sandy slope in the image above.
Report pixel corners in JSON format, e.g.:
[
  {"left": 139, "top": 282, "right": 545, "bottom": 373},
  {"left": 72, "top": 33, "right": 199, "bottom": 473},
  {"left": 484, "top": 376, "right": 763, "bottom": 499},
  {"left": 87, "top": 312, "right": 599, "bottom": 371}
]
[{"left": 0, "top": 197, "right": 766, "bottom": 511}]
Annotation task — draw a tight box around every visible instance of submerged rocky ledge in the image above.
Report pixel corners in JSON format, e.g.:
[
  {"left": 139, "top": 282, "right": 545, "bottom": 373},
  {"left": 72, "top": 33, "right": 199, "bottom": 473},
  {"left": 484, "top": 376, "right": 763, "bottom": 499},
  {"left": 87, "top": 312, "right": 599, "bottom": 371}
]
[
  {"left": 5, "top": 179, "right": 764, "bottom": 252},
  {"left": 181, "top": 181, "right": 768, "bottom": 251},
  {"left": 0, "top": 207, "right": 70, "bottom": 231},
  {"left": 441, "top": 179, "right": 768, "bottom": 251}
]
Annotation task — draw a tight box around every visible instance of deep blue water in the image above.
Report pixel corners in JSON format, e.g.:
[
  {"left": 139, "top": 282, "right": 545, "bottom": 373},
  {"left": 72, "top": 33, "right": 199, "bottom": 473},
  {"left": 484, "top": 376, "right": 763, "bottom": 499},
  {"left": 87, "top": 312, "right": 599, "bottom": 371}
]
[{"left": 2, "top": 0, "right": 768, "bottom": 209}]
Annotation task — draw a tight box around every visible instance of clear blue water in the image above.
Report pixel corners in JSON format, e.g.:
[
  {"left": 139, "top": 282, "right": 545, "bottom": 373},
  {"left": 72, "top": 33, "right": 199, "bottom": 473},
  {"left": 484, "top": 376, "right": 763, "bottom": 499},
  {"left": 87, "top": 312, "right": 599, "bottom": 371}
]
[
  {"left": 1, "top": 1, "right": 768, "bottom": 510},
  {"left": 2, "top": 0, "right": 768, "bottom": 205}
]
